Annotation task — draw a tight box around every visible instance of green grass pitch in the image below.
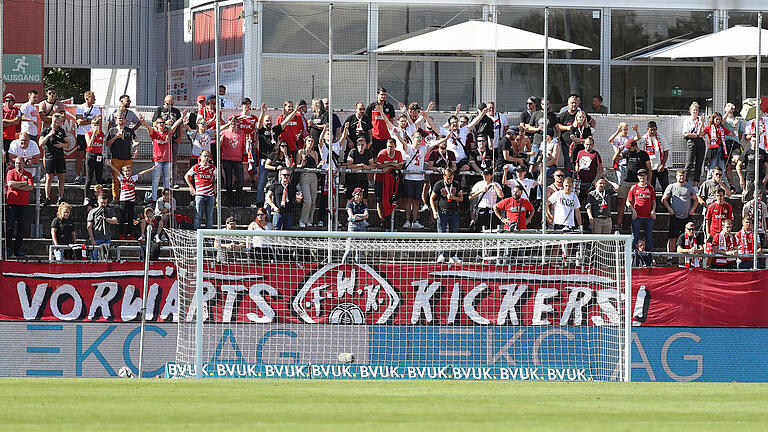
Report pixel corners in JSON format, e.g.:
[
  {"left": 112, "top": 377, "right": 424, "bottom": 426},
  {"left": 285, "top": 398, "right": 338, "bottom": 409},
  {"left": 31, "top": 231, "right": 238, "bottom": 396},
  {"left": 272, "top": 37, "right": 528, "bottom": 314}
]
[{"left": 1, "top": 379, "right": 767, "bottom": 431}]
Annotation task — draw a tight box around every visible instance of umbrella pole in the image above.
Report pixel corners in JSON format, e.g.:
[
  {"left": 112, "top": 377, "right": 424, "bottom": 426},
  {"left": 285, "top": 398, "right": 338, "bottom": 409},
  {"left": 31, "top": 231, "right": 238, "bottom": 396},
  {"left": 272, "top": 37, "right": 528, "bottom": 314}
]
[
  {"left": 755, "top": 13, "right": 762, "bottom": 270},
  {"left": 742, "top": 59, "right": 747, "bottom": 104}
]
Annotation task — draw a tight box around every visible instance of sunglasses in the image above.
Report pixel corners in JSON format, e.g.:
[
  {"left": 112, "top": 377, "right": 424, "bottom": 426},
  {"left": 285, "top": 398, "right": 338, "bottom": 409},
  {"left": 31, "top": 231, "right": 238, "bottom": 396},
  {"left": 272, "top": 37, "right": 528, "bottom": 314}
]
[
  {"left": 686, "top": 227, "right": 695, "bottom": 230},
  {"left": 257, "top": 213, "right": 266, "bottom": 216},
  {"left": 554, "top": 174, "right": 564, "bottom": 178},
  {"left": 526, "top": 101, "right": 534, "bottom": 105},
  {"left": 281, "top": 173, "right": 291, "bottom": 177}
]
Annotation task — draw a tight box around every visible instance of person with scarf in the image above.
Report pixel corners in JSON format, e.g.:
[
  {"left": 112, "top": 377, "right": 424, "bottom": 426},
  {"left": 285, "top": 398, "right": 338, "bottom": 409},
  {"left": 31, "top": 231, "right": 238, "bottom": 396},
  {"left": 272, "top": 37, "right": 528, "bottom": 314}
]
[
  {"left": 639, "top": 120, "right": 669, "bottom": 193},
  {"left": 374, "top": 138, "right": 404, "bottom": 230},
  {"left": 736, "top": 217, "right": 763, "bottom": 269},
  {"left": 676, "top": 221, "right": 704, "bottom": 268},
  {"left": 710, "top": 219, "right": 738, "bottom": 270},
  {"left": 702, "top": 112, "right": 733, "bottom": 184}
]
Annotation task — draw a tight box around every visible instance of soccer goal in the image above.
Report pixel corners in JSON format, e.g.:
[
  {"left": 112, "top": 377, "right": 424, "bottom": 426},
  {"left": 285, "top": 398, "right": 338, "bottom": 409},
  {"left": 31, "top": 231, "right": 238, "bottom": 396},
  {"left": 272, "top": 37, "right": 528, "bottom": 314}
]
[{"left": 166, "top": 229, "right": 632, "bottom": 381}]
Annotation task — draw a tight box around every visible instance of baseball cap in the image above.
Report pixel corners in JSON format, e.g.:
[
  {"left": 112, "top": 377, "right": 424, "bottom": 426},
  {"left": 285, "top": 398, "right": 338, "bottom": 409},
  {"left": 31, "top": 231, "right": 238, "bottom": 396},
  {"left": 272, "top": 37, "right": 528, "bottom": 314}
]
[
  {"left": 352, "top": 187, "right": 364, "bottom": 196},
  {"left": 477, "top": 102, "right": 487, "bottom": 110},
  {"left": 241, "top": 97, "right": 252, "bottom": 105},
  {"left": 482, "top": 168, "right": 494, "bottom": 176},
  {"left": 637, "top": 168, "right": 648, "bottom": 176},
  {"left": 206, "top": 94, "right": 216, "bottom": 102},
  {"left": 626, "top": 138, "right": 638, "bottom": 148},
  {"left": 507, "top": 126, "right": 520, "bottom": 135},
  {"left": 4, "top": 93, "right": 15, "bottom": 101},
  {"left": 196, "top": 94, "right": 206, "bottom": 102}
]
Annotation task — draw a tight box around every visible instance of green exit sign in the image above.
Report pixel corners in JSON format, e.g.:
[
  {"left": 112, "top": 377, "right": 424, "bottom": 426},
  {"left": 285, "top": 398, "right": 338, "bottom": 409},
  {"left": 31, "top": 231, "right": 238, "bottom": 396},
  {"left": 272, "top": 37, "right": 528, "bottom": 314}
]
[
  {"left": 672, "top": 88, "right": 683, "bottom": 96},
  {"left": 3, "top": 54, "right": 42, "bottom": 83}
]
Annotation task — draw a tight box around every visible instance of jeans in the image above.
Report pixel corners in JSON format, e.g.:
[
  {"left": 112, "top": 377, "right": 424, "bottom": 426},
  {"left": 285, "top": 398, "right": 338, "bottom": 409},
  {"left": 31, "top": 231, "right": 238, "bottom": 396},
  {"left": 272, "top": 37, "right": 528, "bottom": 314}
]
[
  {"left": 685, "top": 138, "right": 705, "bottom": 183},
  {"left": 273, "top": 211, "right": 294, "bottom": 230},
  {"left": 84, "top": 152, "right": 103, "bottom": 199},
  {"left": 256, "top": 158, "right": 268, "bottom": 204},
  {"left": 437, "top": 211, "right": 460, "bottom": 233},
  {"left": 342, "top": 219, "right": 368, "bottom": 263},
  {"left": 705, "top": 149, "right": 726, "bottom": 181},
  {"left": 90, "top": 239, "right": 110, "bottom": 260},
  {"left": 222, "top": 159, "right": 243, "bottom": 205},
  {"left": 6, "top": 204, "right": 27, "bottom": 255},
  {"left": 194, "top": 195, "right": 215, "bottom": 229},
  {"left": 631, "top": 217, "right": 654, "bottom": 251},
  {"left": 152, "top": 161, "right": 172, "bottom": 201}
]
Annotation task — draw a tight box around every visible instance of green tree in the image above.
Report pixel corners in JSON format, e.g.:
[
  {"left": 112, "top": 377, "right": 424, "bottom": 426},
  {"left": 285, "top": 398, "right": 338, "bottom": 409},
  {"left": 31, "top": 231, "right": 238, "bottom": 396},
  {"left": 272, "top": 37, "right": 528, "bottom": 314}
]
[{"left": 43, "top": 68, "right": 90, "bottom": 103}]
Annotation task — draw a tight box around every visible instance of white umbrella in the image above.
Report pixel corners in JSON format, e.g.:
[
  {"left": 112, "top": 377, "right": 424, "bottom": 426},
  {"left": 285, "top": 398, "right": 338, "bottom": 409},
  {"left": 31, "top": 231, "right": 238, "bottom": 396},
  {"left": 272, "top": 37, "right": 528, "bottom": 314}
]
[
  {"left": 373, "top": 20, "right": 591, "bottom": 104},
  {"left": 637, "top": 25, "right": 768, "bottom": 105},
  {"left": 373, "top": 20, "right": 590, "bottom": 54}
]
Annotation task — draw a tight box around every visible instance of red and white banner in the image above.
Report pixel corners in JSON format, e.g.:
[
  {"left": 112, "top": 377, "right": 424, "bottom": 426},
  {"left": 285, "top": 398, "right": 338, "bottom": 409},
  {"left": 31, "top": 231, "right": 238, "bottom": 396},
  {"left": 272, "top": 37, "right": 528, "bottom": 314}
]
[{"left": 1, "top": 261, "right": 768, "bottom": 326}]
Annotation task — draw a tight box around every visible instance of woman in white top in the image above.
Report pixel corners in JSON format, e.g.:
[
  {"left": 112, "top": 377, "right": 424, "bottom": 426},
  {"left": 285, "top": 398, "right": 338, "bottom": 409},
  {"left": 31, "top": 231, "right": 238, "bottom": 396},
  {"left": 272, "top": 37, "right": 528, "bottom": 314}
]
[
  {"left": 682, "top": 101, "right": 706, "bottom": 186},
  {"left": 247, "top": 208, "right": 274, "bottom": 262}
]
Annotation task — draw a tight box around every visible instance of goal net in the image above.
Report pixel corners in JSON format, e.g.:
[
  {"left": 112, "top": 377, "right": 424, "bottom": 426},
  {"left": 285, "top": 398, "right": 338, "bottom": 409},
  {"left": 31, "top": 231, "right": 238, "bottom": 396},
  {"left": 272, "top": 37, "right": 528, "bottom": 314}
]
[{"left": 166, "top": 229, "right": 632, "bottom": 381}]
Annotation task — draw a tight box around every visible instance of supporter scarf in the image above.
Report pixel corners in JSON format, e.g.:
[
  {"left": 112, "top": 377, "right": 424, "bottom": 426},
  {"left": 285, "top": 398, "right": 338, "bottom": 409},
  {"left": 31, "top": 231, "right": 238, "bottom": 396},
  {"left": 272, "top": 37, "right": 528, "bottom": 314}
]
[
  {"left": 738, "top": 229, "right": 754, "bottom": 256},
  {"left": 683, "top": 233, "right": 701, "bottom": 268}
]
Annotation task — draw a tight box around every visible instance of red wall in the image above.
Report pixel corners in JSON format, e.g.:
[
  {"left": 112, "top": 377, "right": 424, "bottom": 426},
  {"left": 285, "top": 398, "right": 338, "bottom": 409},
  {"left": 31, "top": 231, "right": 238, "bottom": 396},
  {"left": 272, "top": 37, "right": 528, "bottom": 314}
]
[{"left": 3, "top": 0, "right": 45, "bottom": 97}]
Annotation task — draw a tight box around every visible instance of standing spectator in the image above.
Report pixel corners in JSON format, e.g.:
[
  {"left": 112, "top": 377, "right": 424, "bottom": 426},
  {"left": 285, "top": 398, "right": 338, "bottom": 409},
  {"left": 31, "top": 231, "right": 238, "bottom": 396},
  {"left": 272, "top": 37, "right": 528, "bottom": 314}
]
[
  {"left": 745, "top": 105, "right": 768, "bottom": 152},
  {"left": 427, "top": 107, "right": 487, "bottom": 175},
  {"left": 497, "top": 127, "right": 530, "bottom": 173},
  {"left": 547, "top": 176, "right": 582, "bottom": 230},
  {"left": 737, "top": 217, "right": 763, "bottom": 269},
  {"left": 543, "top": 133, "right": 561, "bottom": 179},
  {"left": 698, "top": 167, "right": 732, "bottom": 213},
  {"left": 523, "top": 98, "right": 559, "bottom": 173},
  {"left": 702, "top": 112, "right": 732, "bottom": 182},
  {"left": 365, "top": 87, "right": 395, "bottom": 155},
  {"left": 220, "top": 119, "right": 246, "bottom": 207},
  {"left": 138, "top": 207, "right": 164, "bottom": 261},
  {"left": 105, "top": 161, "right": 156, "bottom": 240},
  {"left": 51, "top": 202, "right": 77, "bottom": 261},
  {"left": 558, "top": 95, "right": 594, "bottom": 174},
  {"left": 585, "top": 178, "right": 616, "bottom": 234},
  {"left": 19, "top": 90, "right": 40, "bottom": 143},
  {"left": 469, "top": 134, "right": 495, "bottom": 174},
  {"left": 375, "top": 138, "right": 404, "bottom": 229},
  {"left": 3, "top": 93, "right": 21, "bottom": 163},
  {"left": 723, "top": 103, "right": 746, "bottom": 190},
  {"left": 107, "top": 95, "right": 141, "bottom": 130},
  {"left": 5, "top": 157, "right": 33, "bottom": 257},
  {"left": 83, "top": 118, "right": 105, "bottom": 205},
  {"left": 472, "top": 103, "right": 494, "bottom": 148},
  {"left": 400, "top": 131, "right": 429, "bottom": 229},
  {"left": 682, "top": 101, "right": 706, "bottom": 186},
  {"left": 639, "top": 120, "right": 669, "bottom": 192},
  {"left": 154, "top": 187, "right": 177, "bottom": 233},
  {"left": 627, "top": 169, "right": 656, "bottom": 250},
  {"left": 344, "top": 102, "right": 372, "bottom": 145},
  {"left": 138, "top": 111, "right": 187, "bottom": 203},
  {"left": 503, "top": 165, "right": 539, "bottom": 204},
  {"left": 105, "top": 112, "right": 138, "bottom": 202},
  {"left": 152, "top": 95, "right": 183, "bottom": 186},
  {"left": 40, "top": 113, "right": 70, "bottom": 205},
  {"left": 185, "top": 118, "right": 214, "bottom": 168},
  {"left": 75, "top": 91, "right": 101, "bottom": 183},
  {"left": 87, "top": 194, "right": 118, "bottom": 259},
  {"left": 589, "top": 95, "right": 608, "bottom": 114},
  {"left": 217, "top": 85, "right": 235, "bottom": 109},
  {"left": 8, "top": 132, "right": 41, "bottom": 172},
  {"left": 519, "top": 97, "right": 538, "bottom": 142},
  {"left": 308, "top": 98, "right": 328, "bottom": 144},
  {"left": 185, "top": 150, "right": 217, "bottom": 230},
  {"left": 321, "top": 97, "right": 343, "bottom": 140},
  {"left": 470, "top": 169, "right": 504, "bottom": 231},
  {"left": 613, "top": 139, "right": 652, "bottom": 229},
  {"left": 676, "top": 221, "right": 704, "bottom": 268},
  {"left": 276, "top": 100, "right": 306, "bottom": 154},
  {"left": 710, "top": 219, "right": 738, "bottom": 270},
  {"left": 38, "top": 88, "right": 65, "bottom": 130},
  {"left": 662, "top": 170, "right": 698, "bottom": 258},
  {"left": 426, "top": 137, "right": 456, "bottom": 188},
  {"left": 345, "top": 137, "right": 374, "bottom": 201},
  {"left": 494, "top": 183, "right": 534, "bottom": 232},
  {"left": 568, "top": 110, "right": 592, "bottom": 167},
  {"left": 431, "top": 168, "right": 464, "bottom": 263},
  {"left": 545, "top": 168, "right": 566, "bottom": 203},
  {"left": 574, "top": 137, "right": 603, "bottom": 203},
  {"left": 266, "top": 169, "right": 302, "bottom": 230},
  {"left": 743, "top": 187, "right": 768, "bottom": 241},
  {"left": 736, "top": 137, "right": 768, "bottom": 202},
  {"left": 255, "top": 103, "right": 276, "bottom": 205},
  {"left": 342, "top": 187, "right": 369, "bottom": 264},
  {"left": 705, "top": 188, "right": 733, "bottom": 239},
  {"left": 297, "top": 136, "right": 320, "bottom": 227},
  {"left": 230, "top": 98, "right": 258, "bottom": 189},
  {"left": 608, "top": 122, "right": 640, "bottom": 184},
  {"left": 265, "top": 141, "right": 295, "bottom": 192}
]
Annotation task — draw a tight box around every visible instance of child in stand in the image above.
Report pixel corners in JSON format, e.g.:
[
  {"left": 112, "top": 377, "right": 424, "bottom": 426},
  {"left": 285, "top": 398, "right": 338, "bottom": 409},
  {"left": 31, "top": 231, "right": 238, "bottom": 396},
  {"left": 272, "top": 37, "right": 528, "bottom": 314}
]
[{"left": 105, "top": 160, "right": 156, "bottom": 240}]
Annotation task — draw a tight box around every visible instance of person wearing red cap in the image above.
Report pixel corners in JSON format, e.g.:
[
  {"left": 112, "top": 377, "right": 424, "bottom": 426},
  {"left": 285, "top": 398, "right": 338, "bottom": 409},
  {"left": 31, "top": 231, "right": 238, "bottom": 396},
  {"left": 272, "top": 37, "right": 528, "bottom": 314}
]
[
  {"left": 613, "top": 137, "right": 651, "bottom": 229},
  {"left": 2, "top": 93, "right": 21, "bottom": 163}
]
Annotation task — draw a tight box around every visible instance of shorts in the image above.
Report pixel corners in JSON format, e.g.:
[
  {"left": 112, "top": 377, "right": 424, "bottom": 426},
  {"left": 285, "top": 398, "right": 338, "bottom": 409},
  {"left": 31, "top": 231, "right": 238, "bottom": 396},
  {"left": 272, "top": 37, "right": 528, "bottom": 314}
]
[
  {"left": 44, "top": 157, "right": 66, "bottom": 174},
  {"left": 76, "top": 135, "right": 87, "bottom": 152},
  {"left": 668, "top": 215, "right": 690, "bottom": 239},
  {"left": 402, "top": 179, "right": 424, "bottom": 200},
  {"left": 618, "top": 180, "right": 636, "bottom": 199}
]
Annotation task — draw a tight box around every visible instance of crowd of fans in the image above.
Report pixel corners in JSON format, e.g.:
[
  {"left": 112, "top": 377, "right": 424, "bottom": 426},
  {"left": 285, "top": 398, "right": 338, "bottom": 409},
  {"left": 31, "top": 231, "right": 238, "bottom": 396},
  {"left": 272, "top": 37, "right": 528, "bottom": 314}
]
[{"left": 3, "top": 85, "right": 768, "bottom": 268}]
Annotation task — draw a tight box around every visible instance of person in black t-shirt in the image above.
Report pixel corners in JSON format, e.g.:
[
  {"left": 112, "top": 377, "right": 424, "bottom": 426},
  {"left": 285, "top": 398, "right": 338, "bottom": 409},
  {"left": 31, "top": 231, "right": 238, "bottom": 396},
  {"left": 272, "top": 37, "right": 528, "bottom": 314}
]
[
  {"left": 613, "top": 139, "right": 652, "bottom": 228},
  {"left": 345, "top": 137, "right": 375, "bottom": 200},
  {"left": 254, "top": 103, "right": 276, "bottom": 205},
  {"left": 40, "top": 113, "right": 70, "bottom": 205},
  {"left": 51, "top": 202, "right": 77, "bottom": 260},
  {"left": 430, "top": 168, "right": 464, "bottom": 263},
  {"left": 344, "top": 102, "right": 373, "bottom": 144},
  {"left": 557, "top": 96, "right": 594, "bottom": 174},
  {"left": 265, "top": 169, "right": 303, "bottom": 230}
]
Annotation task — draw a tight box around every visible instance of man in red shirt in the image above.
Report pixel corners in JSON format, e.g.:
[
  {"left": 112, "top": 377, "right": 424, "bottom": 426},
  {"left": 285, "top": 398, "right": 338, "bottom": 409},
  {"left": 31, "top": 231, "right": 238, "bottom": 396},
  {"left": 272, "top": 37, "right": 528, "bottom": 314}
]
[
  {"left": 229, "top": 98, "right": 258, "bottom": 189},
  {"left": 375, "top": 138, "right": 403, "bottom": 229},
  {"left": 627, "top": 169, "right": 656, "bottom": 250},
  {"left": 276, "top": 100, "right": 307, "bottom": 154},
  {"left": 220, "top": 120, "right": 246, "bottom": 207},
  {"left": 365, "top": 87, "right": 395, "bottom": 156},
  {"left": 494, "top": 184, "right": 534, "bottom": 231},
  {"left": 705, "top": 188, "right": 733, "bottom": 238},
  {"left": 185, "top": 150, "right": 217, "bottom": 229},
  {"left": 3, "top": 93, "right": 21, "bottom": 164},
  {"left": 5, "top": 157, "right": 33, "bottom": 257}
]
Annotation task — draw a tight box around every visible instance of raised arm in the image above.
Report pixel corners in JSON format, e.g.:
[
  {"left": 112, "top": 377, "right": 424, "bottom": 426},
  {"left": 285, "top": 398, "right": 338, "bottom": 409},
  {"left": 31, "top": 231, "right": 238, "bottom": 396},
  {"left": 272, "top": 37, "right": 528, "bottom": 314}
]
[{"left": 466, "top": 107, "right": 490, "bottom": 131}]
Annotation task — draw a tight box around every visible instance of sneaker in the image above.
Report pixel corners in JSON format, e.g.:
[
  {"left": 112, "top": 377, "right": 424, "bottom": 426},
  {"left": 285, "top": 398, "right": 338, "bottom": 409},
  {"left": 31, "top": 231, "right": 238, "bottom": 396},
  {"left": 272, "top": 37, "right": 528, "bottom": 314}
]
[
  {"left": 436, "top": 254, "right": 446, "bottom": 263},
  {"left": 299, "top": 221, "right": 307, "bottom": 228},
  {"left": 43, "top": 197, "right": 51, "bottom": 206},
  {"left": 449, "top": 256, "right": 462, "bottom": 263},
  {"left": 317, "top": 220, "right": 323, "bottom": 227},
  {"left": 83, "top": 198, "right": 89, "bottom": 206},
  {"left": 412, "top": 221, "right": 425, "bottom": 229},
  {"left": 420, "top": 204, "right": 430, "bottom": 212},
  {"left": 403, "top": 221, "right": 412, "bottom": 229},
  {"left": 172, "top": 184, "right": 180, "bottom": 189},
  {"left": 57, "top": 198, "right": 65, "bottom": 205},
  {"left": 74, "top": 176, "right": 83, "bottom": 184}
]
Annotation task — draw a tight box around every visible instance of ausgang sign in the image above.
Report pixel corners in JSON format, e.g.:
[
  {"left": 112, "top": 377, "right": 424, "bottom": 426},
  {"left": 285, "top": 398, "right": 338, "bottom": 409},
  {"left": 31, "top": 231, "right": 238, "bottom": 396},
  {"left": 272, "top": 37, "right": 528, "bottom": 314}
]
[{"left": 3, "top": 54, "right": 42, "bottom": 83}]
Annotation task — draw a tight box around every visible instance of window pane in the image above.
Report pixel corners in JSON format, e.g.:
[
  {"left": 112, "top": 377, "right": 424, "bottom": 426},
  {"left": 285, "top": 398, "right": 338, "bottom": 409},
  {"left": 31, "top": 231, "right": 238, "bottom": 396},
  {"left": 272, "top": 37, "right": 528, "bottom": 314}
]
[
  {"left": 378, "top": 60, "right": 476, "bottom": 111},
  {"left": 611, "top": 10, "right": 710, "bottom": 58},
  {"left": 497, "top": 63, "right": 600, "bottom": 113},
  {"left": 378, "top": 6, "right": 483, "bottom": 46},
  {"left": 612, "top": 65, "right": 712, "bottom": 114}
]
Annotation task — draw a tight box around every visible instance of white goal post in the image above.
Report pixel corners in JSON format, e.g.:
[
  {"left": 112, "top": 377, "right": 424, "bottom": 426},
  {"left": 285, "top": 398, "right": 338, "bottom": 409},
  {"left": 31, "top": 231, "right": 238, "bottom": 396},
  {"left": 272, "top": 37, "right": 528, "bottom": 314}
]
[{"left": 166, "top": 229, "right": 633, "bottom": 381}]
